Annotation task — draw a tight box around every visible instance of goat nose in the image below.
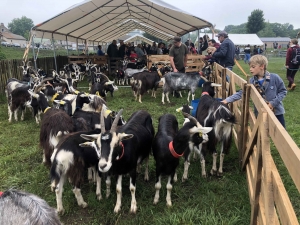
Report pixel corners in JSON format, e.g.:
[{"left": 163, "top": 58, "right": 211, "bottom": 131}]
[{"left": 100, "top": 164, "right": 107, "bottom": 170}]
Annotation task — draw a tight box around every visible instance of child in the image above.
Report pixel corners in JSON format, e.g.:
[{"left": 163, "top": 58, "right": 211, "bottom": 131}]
[
  {"left": 222, "top": 55, "right": 287, "bottom": 128},
  {"left": 129, "top": 50, "right": 138, "bottom": 62}
]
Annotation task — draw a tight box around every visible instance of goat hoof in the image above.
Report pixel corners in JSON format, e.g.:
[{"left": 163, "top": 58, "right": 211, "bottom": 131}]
[
  {"left": 97, "top": 194, "right": 102, "bottom": 201},
  {"left": 202, "top": 173, "right": 207, "bottom": 178},
  {"left": 144, "top": 174, "right": 149, "bottom": 182},
  {"left": 56, "top": 208, "right": 65, "bottom": 215},
  {"left": 114, "top": 206, "right": 121, "bottom": 213},
  {"left": 153, "top": 199, "right": 159, "bottom": 205},
  {"left": 210, "top": 169, "right": 217, "bottom": 176},
  {"left": 217, "top": 171, "right": 223, "bottom": 177},
  {"left": 182, "top": 177, "right": 187, "bottom": 182},
  {"left": 130, "top": 204, "right": 137, "bottom": 214},
  {"left": 80, "top": 202, "right": 88, "bottom": 208},
  {"left": 166, "top": 201, "right": 172, "bottom": 207}
]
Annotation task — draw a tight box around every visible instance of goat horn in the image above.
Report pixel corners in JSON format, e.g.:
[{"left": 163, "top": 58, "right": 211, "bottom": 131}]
[
  {"left": 100, "top": 105, "right": 106, "bottom": 134},
  {"left": 26, "top": 61, "right": 31, "bottom": 66},
  {"left": 200, "top": 76, "right": 208, "bottom": 82},
  {"left": 22, "top": 61, "right": 25, "bottom": 66},
  {"left": 110, "top": 109, "right": 123, "bottom": 133},
  {"left": 34, "top": 77, "right": 53, "bottom": 93},
  {"left": 211, "top": 83, "right": 222, "bottom": 87}
]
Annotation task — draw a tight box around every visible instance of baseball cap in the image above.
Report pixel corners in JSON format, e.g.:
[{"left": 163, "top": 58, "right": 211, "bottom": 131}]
[
  {"left": 216, "top": 31, "right": 228, "bottom": 37},
  {"left": 173, "top": 36, "right": 181, "bottom": 43}
]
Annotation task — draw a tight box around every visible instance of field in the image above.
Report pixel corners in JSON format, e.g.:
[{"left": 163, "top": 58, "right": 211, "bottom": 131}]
[{"left": 0, "top": 57, "right": 299, "bottom": 224}]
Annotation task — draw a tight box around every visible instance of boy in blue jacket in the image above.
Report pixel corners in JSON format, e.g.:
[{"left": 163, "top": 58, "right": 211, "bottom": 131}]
[{"left": 222, "top": 55, "right": 287, "bottom": 128}]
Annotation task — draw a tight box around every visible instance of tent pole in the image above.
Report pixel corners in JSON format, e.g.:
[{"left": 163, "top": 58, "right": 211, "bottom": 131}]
[
  {"left": 31, "top": 35, "right": 37, "bottom": 70},
  {"left": 197, "top": 29, "right": 200, "bottom": 54},
  {"left": 52, "top": 33, "right": 57, "bottom": 71},
  {"left": 66, "top": 35, "right": 69, "bottom": 56},
  {"left": 76, "top": 38, "right": 79, "bottom": 55}
]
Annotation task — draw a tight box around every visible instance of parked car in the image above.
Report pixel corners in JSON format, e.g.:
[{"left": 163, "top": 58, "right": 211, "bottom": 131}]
[
  {"left": 1, "top": 42, "right": 10, "bottom": 47},
  {"left": 12, "top": 43, "right": 21, "bottom": 47}
]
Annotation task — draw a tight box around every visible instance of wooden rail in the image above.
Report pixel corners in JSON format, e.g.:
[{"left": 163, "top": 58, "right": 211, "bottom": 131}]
[
  {"left": 214, "top": 63, "right": 300, "bottom": 224},
  {"left": 147, "top": 54, "right": 204, "bottom": 73}
]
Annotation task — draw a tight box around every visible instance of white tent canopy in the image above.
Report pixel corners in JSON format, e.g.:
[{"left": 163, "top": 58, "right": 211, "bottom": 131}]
[
  {"left": 118, "top": 34, "right": 154, "bottom": 45},
  {"left": 195, "top": 33, "right": 264, "bottom": 46},
  {"left": 31, "top": 0, "right": 213, "bottom": 43}
]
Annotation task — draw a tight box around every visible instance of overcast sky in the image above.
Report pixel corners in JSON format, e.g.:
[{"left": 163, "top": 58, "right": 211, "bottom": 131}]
[{"left": 1, "top": 0, "right": 300, "bottom": 31}]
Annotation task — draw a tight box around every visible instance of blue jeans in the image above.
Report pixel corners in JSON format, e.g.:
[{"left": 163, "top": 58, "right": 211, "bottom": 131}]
[
  {"left": 244, "top": 54, "right": 251, "bottom": 63},
  {"left": 276, "top": 114, "right": 286, "bottom": 129},
  {"left": 226, "top": 66, "right": 233, "bottom": 82}
]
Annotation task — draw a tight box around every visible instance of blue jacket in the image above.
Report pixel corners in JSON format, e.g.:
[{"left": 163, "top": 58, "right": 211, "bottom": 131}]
[
  {"left": 224, "top": 72, "right": 287, "bottom": 115},
  {"left": 97, "top": 49, "right": 105, "bottom": 56},
  {"left": 212, "top": 38, "right": 235, "bottom": 67}
]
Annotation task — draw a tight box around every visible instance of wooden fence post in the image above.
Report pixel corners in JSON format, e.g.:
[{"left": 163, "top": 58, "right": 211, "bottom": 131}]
[{"left": 221, "top": 68, "right": 227, "bottom": 99}]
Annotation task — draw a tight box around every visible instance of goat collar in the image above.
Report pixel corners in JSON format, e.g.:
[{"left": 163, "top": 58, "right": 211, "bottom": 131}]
[
  {"left": 117, "top": 142, "right": 124, "bottom": 160},
  {"left": 50, "top": 93, "right": 59, "bottom": 102},
  {"left": 44, "top": 107, "right": 51, "bottom": 113},
  {"left": 201, "top": 92, "right": 209, "bottom": 96},
  {"left": 169, "top": 141, "right": 184, "bottom": 158}
]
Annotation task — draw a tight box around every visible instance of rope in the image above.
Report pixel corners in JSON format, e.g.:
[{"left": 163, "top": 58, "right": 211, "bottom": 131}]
[{"left": 234, "top": 59, "right": 248, "bottom": 78}]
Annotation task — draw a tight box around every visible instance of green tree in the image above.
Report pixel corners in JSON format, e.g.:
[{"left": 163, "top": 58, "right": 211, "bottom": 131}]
[
  {"left": 246, "top": 9, "right": 265, "bottom": 33},
  {"left": 8, "top": 16, "right": 34, "bottom": 40},
  {"left": 225, "top": 23, "right": 247, "bottom": 34},
  {"left": 257, "top": 23, "right": 276, "bottom": 37}
]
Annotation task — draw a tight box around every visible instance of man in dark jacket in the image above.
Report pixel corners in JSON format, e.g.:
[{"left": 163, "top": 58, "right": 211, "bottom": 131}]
[
  {"left": 212, "top": 31, "right": 235, "bottom": 70},
  {"left": 118, "top": 40, "right": 126, "bottom": 58},
  {"left": 107, "top": 40, "right": 119, "bottom": 58}
]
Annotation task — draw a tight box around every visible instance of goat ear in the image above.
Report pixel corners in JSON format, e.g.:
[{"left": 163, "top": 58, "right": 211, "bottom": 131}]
[
  {"left": 118, "top": 133, "right": 134, "bottom": 141},
  {"left": 189, "top": 106, "right": 193, "bottom": 109},
  {"left": 199, "top": 127, "right": 213, "bottom": 134},
  {"left": 211, "top": 83, "right": 222, "bottom": 87},
  {"left": 80, "top": 134, "right": 99, "bottom": 141}
]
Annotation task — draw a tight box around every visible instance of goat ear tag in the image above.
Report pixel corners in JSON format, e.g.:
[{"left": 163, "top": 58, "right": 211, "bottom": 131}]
[
  {"left": 199, "top": 132, "right": 203, "bottom": 137},
  {"left": 176, "top": 107, "right": 183, "bottom": 112},
  {"left": 74, "top": 90, "right": 79, "bottom": 94},
  {"left": 59, "top": 100, "right": 66, "bottom": 105}
]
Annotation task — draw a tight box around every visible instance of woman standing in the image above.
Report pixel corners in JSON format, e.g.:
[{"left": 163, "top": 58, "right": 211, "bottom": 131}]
[
  {"left": 286, "top": 39, "right": 300, "bottom": 90},
  {"left": 244, "top": 44, "right": 251, "bottom": 64}
]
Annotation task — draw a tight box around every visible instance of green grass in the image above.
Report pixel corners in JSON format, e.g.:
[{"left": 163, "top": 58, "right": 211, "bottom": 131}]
[
  {"left": 0, "top": 46, "right": 71, "bottom": 60},
  {"left": 0, "top": 57, "right": 299, "bottom": 224}
]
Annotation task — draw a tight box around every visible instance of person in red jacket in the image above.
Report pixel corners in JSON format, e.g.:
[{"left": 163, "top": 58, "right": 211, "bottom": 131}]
[
  {"left": 285, "top": 39, "right": 300, "bottom": 90},
  {"left": 129, "top": 50, "right": 138, "bottom": 62}
]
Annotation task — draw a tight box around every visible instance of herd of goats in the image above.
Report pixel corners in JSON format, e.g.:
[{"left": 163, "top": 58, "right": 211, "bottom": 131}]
[{"left": 3, "top": 58, "right": 236, "bottom": 217}]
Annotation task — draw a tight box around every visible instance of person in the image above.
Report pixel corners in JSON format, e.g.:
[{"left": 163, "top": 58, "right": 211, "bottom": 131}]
[
  {"left": 129, "top": 49, "right": 138, "bottom": 62},
  {"left": 118, "top": 40, "right": 126, "bottom": 58},
  {"left": 198, "top": 37, "right": 203, "bottom": 54},
  {"left": 200, "top": 35, "right": 209, "bottom": 55},
  {"left": 189, "top": 43, "right": 197, "bottom": 54},
  {"left": 264, "top": 43, "right": 267, "bottom": 51},
  {"left": 235, "top": 45, "right": 240, "bottom": 60},
  {"left": 161, "top": 43, "right": 167, "bottom": 54},
  {"left": 257, "top": 46, "right": 263, "bottom": 54},
  {"left": 273, "top": 42, "right": 278, "bottom": 50},
  {"left": 208, "top": 39, "right": 220, "bottom": 49},
  {"left": 150, "top": 42, "right": 157, "bottom": 54},
  {"left": 169, "top": 36, "right": 189, "bottom": 73},
  {"left": 211, "top": 31, "right": 235, "bottom": 71},
  {"left": 285, "top": 38, "right": 300, "bottom": 90},
  {"left": 253, "top": 45, "right": 258, "bottom": 55},
  {"left": 107, "top": 40, "right": 119, "bottom": 58},
  {"left": 200, "top": 46, "right": 217, "bottom": 63},
  {"left": 0, "top": 189, "right": 62, "bottom": 225},
  {"left": 222, "top": 55, "right": 287, "bottom": 128},
  {"left": 97, "top": 45, "right": 105, "bottom": 56},
  {"left": 135, "top": 44, "right": 145, "bottom": 58},
  {"left": 244, "top": 44, "right": 251, "bottom": 64},
  {"left": 157, "top": 43, "right": 163, "bottom": 55},
  {"left": 164, "top": 43, "right": 172, "bottom": 55}
]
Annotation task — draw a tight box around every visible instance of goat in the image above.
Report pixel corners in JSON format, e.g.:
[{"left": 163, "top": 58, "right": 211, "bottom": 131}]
[
  {"left": 19, "top": 60, "right": 31, "bottom": 82},
  {"left": 81, "top": 109, "right": 154, "bottom": 213},
  {"left": 162, "top": 72, "right": 206, "bottom": 104},
  {"left": 50, "top": 129, "right": 103, "bottom": 214},
  {"left": 0, "top": 189, "right": 61, "bottom": 225},
  {"left": 152, "top": 113, "right": 212, "bottom": 206},
  {"left": 132, "top": 66, "right": 171, "bottom": 103},
  {"left": 195, "top": 81, "right": 236, "bottom": 177}
]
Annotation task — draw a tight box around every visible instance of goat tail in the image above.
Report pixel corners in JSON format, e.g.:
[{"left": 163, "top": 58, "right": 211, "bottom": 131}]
[{"left": 50, "top": 160, "right": 61, "bottom": 192}]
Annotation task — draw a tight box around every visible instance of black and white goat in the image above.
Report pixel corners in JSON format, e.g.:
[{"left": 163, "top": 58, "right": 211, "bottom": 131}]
[
  {"left": 19, "top": 60, "right": 32, "bottom": 82},
  {"left": 152, "top": 114, "right": 212, "bottom": 206},
  {"left": 81, "top": 109, "right": 154, "bottom": 213},
  {"left": 50, "top": 129, "right": 102, "bottom": 214},
  {"left": 0, "top": 189, "right": 61, "bottom": 225},
  {"left": 132, "top": 66, "right": 171, "bottom": 103},
  {"left": 195, "top": 81, "right": 236, "bottom": 177}
]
